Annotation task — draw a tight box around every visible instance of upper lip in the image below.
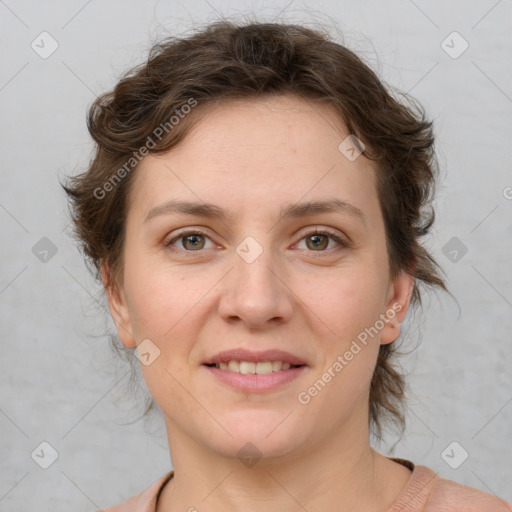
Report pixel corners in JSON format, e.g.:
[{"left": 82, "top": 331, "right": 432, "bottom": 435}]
[{"left": 202, "top": 348, "right": 307, "bottom": 366}]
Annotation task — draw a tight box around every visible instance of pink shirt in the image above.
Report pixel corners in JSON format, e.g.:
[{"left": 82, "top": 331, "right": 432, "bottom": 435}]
[{"left": 100, "top": 458, "right": 512, "bottom": 511}]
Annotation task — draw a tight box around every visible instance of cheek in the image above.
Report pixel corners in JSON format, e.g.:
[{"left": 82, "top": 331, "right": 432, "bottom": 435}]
[
  {"left": 123, "top": 248, "right": 206, "bottom": 337},
  {"left": 309, "top": 276, "right": 385, "bottom": 407},
  {"left": 312, "top": 264, "right": 388, "bottom": 340},
  {"left": 122, "top": 258, "right": 177, "bottom": 341},
  {"left": 324, "top": 263, "right": 389, "bottom": 392}
]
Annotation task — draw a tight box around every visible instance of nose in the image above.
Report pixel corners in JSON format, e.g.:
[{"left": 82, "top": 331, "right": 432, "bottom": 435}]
[{"left": 218, "top": 245, "right": 294, "bottom": 329}]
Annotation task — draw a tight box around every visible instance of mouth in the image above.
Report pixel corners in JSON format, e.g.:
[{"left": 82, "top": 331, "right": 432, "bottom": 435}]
[
  {"left": 203, "top": 360, "right": 305, "bottom": 373},
  {"left": 202, "top": 348, "right": 308, "bottom": 392}
]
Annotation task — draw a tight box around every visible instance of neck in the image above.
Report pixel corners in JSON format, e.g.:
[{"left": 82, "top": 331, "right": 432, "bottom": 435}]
[{"left": 157, "top": 416, "right": 411, "bottom": 512}]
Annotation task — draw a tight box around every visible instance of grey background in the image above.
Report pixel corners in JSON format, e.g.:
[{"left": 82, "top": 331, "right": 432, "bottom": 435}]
[{"left": 1, "top": 0, "right": 511, "bottom": 510}]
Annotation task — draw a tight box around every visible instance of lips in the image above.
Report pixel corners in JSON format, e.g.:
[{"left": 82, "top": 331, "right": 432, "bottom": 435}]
[
  {"left": 202, "top": 348, "right": 308, "bottom": 392},
  {"left": 202, "top": 348, "right": 307, "bottom": 367}
]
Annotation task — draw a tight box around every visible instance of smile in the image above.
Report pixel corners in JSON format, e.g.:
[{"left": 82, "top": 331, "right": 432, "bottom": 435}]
[
  {"left": 205, "top": 360, "right": 303, "bottom": 374},
  {"left": 203, "top": 363, "right": 307, "bottom": 392}
]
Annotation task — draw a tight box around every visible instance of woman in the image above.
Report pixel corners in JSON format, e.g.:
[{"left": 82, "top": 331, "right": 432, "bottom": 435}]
[{"left": 62, "top": 19, "right": 511, "bottom": 512}]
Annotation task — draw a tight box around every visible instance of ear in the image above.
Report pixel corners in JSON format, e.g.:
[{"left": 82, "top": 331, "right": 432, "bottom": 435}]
[
  {"left": 380, "top": 270, "right": 415, "bottom": 345},
  {"left": 101, "top": 263, "right": 136, "bottom": 348}
]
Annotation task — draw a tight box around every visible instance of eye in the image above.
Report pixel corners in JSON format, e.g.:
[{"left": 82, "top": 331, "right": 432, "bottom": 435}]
[
  {"left": 164, "top": 230, "right": 214, "bottom": 252},
  {"left": 164, "top": 228, "right": 349, "bottom": 255},
  {"left": 296, "top": 229, "right": 348, "bottom": 252}
]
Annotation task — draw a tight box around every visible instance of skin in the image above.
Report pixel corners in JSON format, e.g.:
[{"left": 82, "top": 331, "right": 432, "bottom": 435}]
[{"left": 103, "top": 94, "right": 415, "bottom": 511}]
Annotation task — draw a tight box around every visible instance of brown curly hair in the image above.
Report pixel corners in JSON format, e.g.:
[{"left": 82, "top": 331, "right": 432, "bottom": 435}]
[{"left": 61, "top": 19, "right": 448, "bottom": 440}]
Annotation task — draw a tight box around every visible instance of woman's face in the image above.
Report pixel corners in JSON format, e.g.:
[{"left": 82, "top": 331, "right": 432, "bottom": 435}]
[{"left": 104, "top": 94, "right": 414, "bottom": 461}]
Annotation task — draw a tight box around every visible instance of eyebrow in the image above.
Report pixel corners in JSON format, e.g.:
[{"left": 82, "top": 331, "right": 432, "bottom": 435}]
[{"left": 143, "top": 198, "right": 367, "bottom": 227}]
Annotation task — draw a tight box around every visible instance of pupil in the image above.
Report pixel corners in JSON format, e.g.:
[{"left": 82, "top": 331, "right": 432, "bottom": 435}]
[
  {"left": 185, "top": 235, "right": 204, "bottom": 250},
  {"left": 309, "top": 234, "right": 327, "bottom": 250}
]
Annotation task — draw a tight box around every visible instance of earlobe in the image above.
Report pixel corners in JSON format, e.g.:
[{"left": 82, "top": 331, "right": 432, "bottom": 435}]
[
  {"left": 380, "top": 271, "right": 415, "bottom": 345},
  {"left": 101, "top": 264, "right": 136, "bottom": 348}
]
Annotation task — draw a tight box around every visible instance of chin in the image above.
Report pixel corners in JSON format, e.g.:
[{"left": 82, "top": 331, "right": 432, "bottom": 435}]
[{"left": 205, "top": 411, "right": 309, "bottom": 462}]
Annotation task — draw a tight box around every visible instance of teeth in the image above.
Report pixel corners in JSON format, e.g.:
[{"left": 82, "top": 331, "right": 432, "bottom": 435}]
[
  {"left": 227, "top": 360, "right": 239, "bottom": 372},
  {"left": 256, "top": 361, "right": 273, "bottom": 374},
  {"left": 213, "top": 360, "right": 299, "bottom": 373},
  {"left": 239, "top": 361, "right": 256, "bottom": 374}
]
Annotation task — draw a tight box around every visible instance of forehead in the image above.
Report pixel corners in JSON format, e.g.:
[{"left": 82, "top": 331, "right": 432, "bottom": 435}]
[
  {"left": 182, "top": 94, "right": 350, "bottom": 153},
  {"left": 128, "top": 94, "right": 379, "bottom": 225}
]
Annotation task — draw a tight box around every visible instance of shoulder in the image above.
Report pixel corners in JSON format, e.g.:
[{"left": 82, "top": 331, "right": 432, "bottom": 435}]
[
  {"left": 423, "top": 466, "right": 512, "bottom": 512},
  {"left": 387, "top": 459, "right": 511, "bottom": 512},
  {"left": 99, "top": 471, "right": 174, "bottom": 512}
]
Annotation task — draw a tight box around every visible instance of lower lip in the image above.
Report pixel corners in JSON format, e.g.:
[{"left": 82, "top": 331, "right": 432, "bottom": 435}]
[{"left": 203, "top": 365, "right": 307, "bottom": 392}]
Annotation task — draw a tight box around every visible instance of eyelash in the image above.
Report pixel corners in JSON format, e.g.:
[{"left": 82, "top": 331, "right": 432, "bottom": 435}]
[{"left": 164, "top": 228, "right": 349, "bottom": 256}]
